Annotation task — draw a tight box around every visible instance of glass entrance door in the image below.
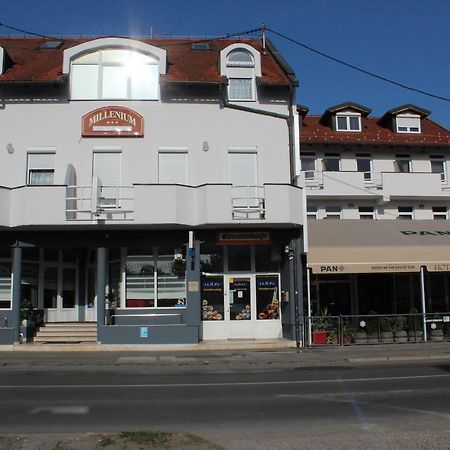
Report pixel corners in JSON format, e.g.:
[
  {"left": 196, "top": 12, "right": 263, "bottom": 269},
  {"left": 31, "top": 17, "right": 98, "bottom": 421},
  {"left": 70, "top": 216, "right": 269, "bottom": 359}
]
[
  {"left": 226, "top": 275, "right": 255, "bottom": 339},
  {"left": 43, "top": 265, "right": 78, "bottom": 322}
]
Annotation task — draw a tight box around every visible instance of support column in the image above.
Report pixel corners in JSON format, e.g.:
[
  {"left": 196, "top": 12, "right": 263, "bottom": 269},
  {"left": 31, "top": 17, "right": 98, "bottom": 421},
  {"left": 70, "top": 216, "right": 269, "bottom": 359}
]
[
  {"left": 96, "top": 247, "right": 107, "bottom": 335},
  {"left": 186, "top": 237, "right": 201, "bottom": 335},
  {"left": 11, "top": 246, "right": 23, "bottom": 344},
  {"left": 420, "top": 266, "right": 427, "bottom": 342}
]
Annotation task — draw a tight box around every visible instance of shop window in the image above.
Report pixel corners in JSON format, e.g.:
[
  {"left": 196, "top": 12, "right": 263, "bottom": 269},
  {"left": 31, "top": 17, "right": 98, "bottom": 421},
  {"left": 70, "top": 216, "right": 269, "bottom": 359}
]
[
  {"left": 227, "top": 246, "right": 251, "bottom": 271},
  {"left": 324, "top": 206, "right": 341, "bottom": 220},
  {"left": 125, "top": 249, "right": 186, "bottom": 308},
  {"left": 356, "top": 153, "right": 372, "bottom": 181},
  {"left": 71, "top": 48, "right": 159, "bottom": 100},
  {"left": 301, "top": 152, "right": 316, "bottom": 180},
  {"left": 323, "top": 153, "right": 340, "bottom": 171},
  {"left": 336, "top": 113, "right": 361, "bottom": 132},
  {"left": 395, "top": 154, "right": 411, "bottom": 173},
  {"left": 27, "top": 152, "right": 55, "bottom": 185},
  {"left": 0, "top": 262, "right": 11, "bottom": 309},
  {"left": 256, "top": 275, "right": 280, "bottom": 320},
  {"left": 255, "top": 246, "right": 279, "bottom": 272},
  {"left": 201, "top": 275, "right": 224, "bottom": 321},
  {"left": 359, "top": 206, "right": 374, "bottom": 220},
  {"left": 200, "top": 244, "right": 224, "bottom": 273},
  {"left": 432, "top": 206, "right": 447, "bottom": 220},
  {"left": 430, "top": 155, "right": 446, "bottom": 182},
  {"left": 158, "top": 150, "right": 188, "bottom": 184},
  {"left": 397, "top": 206, "right": 413, "bottom": 220},
  {"left": 21, "top": 263, "right": 38, "bottom": 310}
]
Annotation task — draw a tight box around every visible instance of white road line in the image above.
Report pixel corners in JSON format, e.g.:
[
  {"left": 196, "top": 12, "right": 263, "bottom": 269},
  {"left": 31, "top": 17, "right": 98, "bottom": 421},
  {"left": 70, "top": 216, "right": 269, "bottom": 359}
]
[
  {"left": 0, "top": 373, "right": 449, "bottom": 389},
  {"left": 30, "top": 406, "right": 89, "bottom": 414}
]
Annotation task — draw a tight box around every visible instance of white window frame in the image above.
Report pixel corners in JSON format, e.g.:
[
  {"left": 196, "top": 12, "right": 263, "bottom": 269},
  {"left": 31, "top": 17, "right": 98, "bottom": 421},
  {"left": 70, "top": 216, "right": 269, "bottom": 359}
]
[
  {"left": 306, "top": 205, "right": 318, "bottom": 220},
  {"left": 432, "top": 206, "right": 448, "bottom": 220},
  {"left": 301, "top": 152, "right": 316, "bottom": 180},
  {"left": 395, "top": 154, "right": 411, "bottom": 173},
  {"left": 323, "top": 153, "right": 341, "bottom": 172},
  {"left": 324, "top": 206, "right": 342, "bottom": 220},
  {"left": 26, "top": 149, "right": 56, "bottom": 186},
  {"left": 228, "top": 77, "right": 255, "bottom": 101},
  {"left": 0, "top": 259, "right": 12, "bottom": 310},
  {"left": 397, "top": 206, "right": 414, "bottom": 220},
  {"left": 335, "top": 112, "right": 362, "bottom": 132},
  {"left": 396, "top": 114, "right": 421, "bottom": 134},
  {"left": 358, "top": 206, "right": 375, "bottom": 220},
  {"left": 356, "top": 153, "right": 372, "bottom": 182},
  {"left": 430, "top": 155, "right": 447, "bottom": 183}
]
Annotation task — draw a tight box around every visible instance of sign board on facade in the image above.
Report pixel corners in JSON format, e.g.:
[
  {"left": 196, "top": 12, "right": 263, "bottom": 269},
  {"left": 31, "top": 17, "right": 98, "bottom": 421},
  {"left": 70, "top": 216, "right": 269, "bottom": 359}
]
[
  {"left": 140, "top": 327, "right": 149, "bottom": 338},
  {"left": 216, "top": 231, "right": 271, "bottom": 245},
  {"left": 82, "top": 106, "right": 144, "bottom": 137}
]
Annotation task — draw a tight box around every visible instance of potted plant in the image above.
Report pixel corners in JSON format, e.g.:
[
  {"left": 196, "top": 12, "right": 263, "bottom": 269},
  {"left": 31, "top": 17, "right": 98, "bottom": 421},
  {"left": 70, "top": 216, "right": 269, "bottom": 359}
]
[
  {"left": 312, "top": 307, "right": 330, "bottom": 345},
  {"left": 342, "top": 320, "right": 355, "bottom": 345}
]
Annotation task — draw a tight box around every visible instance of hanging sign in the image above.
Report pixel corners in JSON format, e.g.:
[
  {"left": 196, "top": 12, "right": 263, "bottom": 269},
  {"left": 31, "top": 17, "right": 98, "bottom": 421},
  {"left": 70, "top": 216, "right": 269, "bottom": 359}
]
[
  {"left": 216, "top": 231, "right": 271, "bottom": 245},
  {"left": 82, "top": 106, "right": 144, "bottom": 137}
]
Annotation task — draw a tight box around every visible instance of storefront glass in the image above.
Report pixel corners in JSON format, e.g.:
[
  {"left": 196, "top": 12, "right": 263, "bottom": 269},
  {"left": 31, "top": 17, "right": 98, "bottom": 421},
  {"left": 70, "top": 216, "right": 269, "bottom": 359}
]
[
  {"left": 126, "top": 256, "right": 155, "bottom": 307},
  {"left": 229, "top": 277, "right": 251, "bottom": 320},
  {"left": 0, "top": 262, "right": 11, "bottom": 309},
  {"left": 256, "top": 275, "right": 280, "bottom": 320},
  {"left": 201, "top": 275, "right": 224, "bottom": 321},
  {"left": 157, "top": 254, "right": 186, "bottom": 307},
  {"left": 228, "top": 246, "right": 251, "bottom": 271},
  {"left": 200, "top": 244, "right": 224, "bottom": 273},
  {"left": 255, "top": 246, "right": 279, "bottom": 272}
]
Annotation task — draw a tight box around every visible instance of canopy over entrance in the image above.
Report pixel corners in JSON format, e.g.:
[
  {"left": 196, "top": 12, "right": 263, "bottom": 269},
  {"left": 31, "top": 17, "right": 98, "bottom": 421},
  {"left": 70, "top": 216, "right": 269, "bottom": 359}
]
[{"left": 307, "top": 220, "right": 450, "bottom": 274}]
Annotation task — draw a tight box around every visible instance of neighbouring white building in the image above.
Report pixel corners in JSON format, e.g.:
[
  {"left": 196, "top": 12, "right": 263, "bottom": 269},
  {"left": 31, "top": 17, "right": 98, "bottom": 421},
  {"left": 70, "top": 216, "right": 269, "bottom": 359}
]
[
  {"left": 298, "top": 102, "right": 450, "bottom": 323},
  {"left": 0, "top": 36, "right": 304, "bottom": 345}
]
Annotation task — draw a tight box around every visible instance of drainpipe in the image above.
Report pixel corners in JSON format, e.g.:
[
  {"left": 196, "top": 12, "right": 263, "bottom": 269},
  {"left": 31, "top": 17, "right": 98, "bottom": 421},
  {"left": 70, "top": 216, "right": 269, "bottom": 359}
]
[{"left": 420, "top": 266, "right": 427, "bottom": 342}]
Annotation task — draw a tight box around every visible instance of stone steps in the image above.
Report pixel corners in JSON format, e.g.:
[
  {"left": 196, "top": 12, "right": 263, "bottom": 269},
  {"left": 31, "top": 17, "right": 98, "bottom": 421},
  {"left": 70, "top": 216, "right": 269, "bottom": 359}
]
[{"left": 34, "top": 323, "right": 97, "bottom": 343}]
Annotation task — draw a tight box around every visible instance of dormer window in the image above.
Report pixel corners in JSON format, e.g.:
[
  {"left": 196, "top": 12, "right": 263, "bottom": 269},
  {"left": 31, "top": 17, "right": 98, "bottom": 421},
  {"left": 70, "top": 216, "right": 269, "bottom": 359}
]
[
  {"left": 71, "top": 48, "right": 159, "bottom": 100},
  {"left": 396, "top": 114, "right": 421, "bottom": 133},
  {"left": 226, "top": 49, "right": 255, "bottom": 101},
  {"left": 336, "top": 113, "right": 361, "bottom": 132}
]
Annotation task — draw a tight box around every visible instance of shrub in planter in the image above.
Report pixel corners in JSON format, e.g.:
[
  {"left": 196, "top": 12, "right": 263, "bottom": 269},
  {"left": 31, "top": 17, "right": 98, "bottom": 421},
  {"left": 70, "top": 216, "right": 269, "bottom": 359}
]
[{"left": 380, "top": 317, "right": 394, "bottom": 343}]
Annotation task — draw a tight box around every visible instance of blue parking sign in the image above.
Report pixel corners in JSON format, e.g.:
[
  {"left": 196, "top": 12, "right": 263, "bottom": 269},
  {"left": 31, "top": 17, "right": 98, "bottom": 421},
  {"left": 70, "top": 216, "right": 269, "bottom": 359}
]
[{"left": 140, "top": 327, "right": 149, "bottom": 338}]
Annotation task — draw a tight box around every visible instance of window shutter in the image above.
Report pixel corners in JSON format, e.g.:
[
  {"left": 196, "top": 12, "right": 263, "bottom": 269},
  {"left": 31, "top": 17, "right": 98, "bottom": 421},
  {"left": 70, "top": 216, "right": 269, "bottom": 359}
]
[
  {"left": 159, "top": 153, "right": 187, "bottom": 184},
  {"left": 229, "top": 152, "right": 258, "bottom": 207},
  {"left": 28, "top": 153, "right": 55, "bottom": 170},
  {"left": 93, "top": 152, "right": 121, "bottom": 186}
]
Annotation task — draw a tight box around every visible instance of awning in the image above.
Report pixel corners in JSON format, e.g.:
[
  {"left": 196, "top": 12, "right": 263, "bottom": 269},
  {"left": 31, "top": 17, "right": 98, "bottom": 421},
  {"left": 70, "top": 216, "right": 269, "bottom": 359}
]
[{"left": 307, "top": 220, "right": 450, "bottom": 274}]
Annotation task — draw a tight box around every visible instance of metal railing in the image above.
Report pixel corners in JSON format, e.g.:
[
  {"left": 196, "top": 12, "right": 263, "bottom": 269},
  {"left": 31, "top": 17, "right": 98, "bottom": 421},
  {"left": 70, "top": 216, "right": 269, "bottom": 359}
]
[
  {"left": 66, "top": 180, "right": 134, "bottom": 221},
  {"left": 305, "top": 313, "right": 450, "bottom": 346},
  {"left": 231, "top": 185, "right": 265, "bottom": 220}
]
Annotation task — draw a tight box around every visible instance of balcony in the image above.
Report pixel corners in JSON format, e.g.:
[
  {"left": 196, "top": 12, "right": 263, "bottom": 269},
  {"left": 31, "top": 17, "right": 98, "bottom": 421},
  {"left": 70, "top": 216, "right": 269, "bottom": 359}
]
[
  {"left": 0, "top": 182, "right": 304, "bottom": 229},
  {"left": 298, "top": 170, "right": 450, "bottom": 200}
]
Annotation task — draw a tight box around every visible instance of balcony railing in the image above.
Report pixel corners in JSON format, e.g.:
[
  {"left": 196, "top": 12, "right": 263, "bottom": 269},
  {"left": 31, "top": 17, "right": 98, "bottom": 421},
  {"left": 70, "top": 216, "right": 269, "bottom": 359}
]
[{"left": 231, "top": 185, "right": 265, "bottom": 220}]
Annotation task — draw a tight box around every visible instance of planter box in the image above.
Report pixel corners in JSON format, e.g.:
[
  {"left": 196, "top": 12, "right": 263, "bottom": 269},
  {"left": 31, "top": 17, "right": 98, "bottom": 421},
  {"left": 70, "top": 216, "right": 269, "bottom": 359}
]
[{"left": 312, "top": 331, "right": 328, "bottom": 345}]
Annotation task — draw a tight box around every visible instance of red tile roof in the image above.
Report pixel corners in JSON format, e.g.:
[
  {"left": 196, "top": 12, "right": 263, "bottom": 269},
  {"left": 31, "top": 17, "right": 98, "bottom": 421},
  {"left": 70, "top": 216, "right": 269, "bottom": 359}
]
[
  {"left": 301, "top": 115, "right": 450, "bottom": 147},
  {"left": 0, "top": 37, "right": 294, "bottom": 85}
]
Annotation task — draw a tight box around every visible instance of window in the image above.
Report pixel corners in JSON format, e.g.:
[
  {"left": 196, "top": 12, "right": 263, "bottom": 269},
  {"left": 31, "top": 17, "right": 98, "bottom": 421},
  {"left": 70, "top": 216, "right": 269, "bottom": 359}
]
[
  {"left": 229, "top": 151, "right": 258, "bottom": 208},
  {"left": 71, "top": 48, "right": 159, "bottom": 100},
  {"left": 396, "top": 115, "right": 421, "bottom": 133},
  {"left": 301, "top": 152, "right": 316, "bottom": 180},
  {"left": 324, "top": 206, "right": 341, "bottom": 220},
  {"left": 226, "top": 49, "right": 255, "bottom": 101},
  {"left": 356, "top": 153, "right": 372, "bottom": 181},
  {"left": 158, "top": 150, "right": 188, "bottom": 184},
  {"left": 395, "top": 154, "right": 411, "bottom": 173},
  {"left": 125, "top": 249, "right": 186, "bottom": 308},
  {"left": 359, "top": 206, "right": 374, "bottom": 220},
  {"left": 336, "top": 113, "right": 361, "bottom": 132},
  {"left": 92, "top": 151, "right": 121, "bottom": 206},
  {"left": 398, "top": 206, "right": 413, "bottom": 220},
  {"left": 0, "top": 262, "right": 11, "bottom": 309},
  {"left": 432, "top": 206, "right": 447, "bottom": 220},
  {"left": 430, "top": 155, "right": 446, "bottom": 182},
  {"left": 323, "top": 153, "right": 340, "bottom": 171},
  {"left": 307, "top": 205, "right": 318, "bottom": 220},
  {"left": 27, "top": 153, "right": 55, "bottom": 185}
]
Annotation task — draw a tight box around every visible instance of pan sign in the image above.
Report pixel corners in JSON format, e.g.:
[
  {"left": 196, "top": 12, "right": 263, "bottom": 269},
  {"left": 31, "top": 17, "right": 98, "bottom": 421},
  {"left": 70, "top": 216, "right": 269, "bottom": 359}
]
[{"left": 82, "top": 106, "right": 144, "bottom": 137}]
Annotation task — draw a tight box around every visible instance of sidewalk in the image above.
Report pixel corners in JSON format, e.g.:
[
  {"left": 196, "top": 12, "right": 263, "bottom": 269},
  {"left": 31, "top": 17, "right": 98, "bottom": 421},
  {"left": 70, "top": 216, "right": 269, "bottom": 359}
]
[{"left": 0, "top": 340, "right": 449, "bottom": 369}]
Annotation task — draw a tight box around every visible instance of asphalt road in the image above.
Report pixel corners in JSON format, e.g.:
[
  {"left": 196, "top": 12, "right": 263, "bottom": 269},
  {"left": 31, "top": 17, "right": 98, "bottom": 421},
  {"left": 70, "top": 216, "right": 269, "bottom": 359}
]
[{"left": 1, "top": 358, "right": 450, "bottom": 449}]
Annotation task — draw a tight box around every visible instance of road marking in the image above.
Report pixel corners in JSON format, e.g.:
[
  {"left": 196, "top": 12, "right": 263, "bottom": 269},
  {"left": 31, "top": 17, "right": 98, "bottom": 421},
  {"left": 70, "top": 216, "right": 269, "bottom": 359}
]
[
  {"left": 0, "top": 373, "right": 450, "bottom": 389},
  {"left": 30, "top": 406, "right": 89, "bottom": 415}
]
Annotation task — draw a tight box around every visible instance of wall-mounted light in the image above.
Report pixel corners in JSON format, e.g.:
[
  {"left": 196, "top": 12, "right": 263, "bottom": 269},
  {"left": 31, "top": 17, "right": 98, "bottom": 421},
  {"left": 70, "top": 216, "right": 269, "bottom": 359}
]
[
  {"left": 419, "top": 204, "right": 425, "bottom": 209},
  {"left": 348, "top": 203, "right": 355, "bottom": 208},
  {"left": 6, "top": 143, "right": 14, "bottom": 154},
  {"left": 202, "top": 141, "right": 209, "bottom": 152}
]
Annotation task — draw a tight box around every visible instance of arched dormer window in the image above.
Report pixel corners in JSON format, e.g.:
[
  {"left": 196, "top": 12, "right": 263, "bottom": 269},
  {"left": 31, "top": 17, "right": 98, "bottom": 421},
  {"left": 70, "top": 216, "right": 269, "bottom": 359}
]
[
  {"left": 220, "top": 44, "right": 261, "bottom": 103},
  {"left": 71, "top": 48, "right": 159, "bottom": 100}
]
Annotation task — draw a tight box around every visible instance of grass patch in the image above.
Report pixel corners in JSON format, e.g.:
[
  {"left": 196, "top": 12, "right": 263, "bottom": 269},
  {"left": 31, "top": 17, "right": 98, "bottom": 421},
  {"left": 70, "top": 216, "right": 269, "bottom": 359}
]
[
  {"left": 119, "top": 431, "right": 174, "bottom": 446},
  {"left": 95, "top": 435, "right": 116, "bottom": 448},
  {"left": 52, "top": 442, "right": 74, "bottom": 450}
]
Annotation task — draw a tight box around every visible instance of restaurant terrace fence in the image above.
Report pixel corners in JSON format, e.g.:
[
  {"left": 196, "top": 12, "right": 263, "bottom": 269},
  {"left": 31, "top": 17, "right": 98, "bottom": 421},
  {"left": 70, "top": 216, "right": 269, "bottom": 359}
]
[{"left": 305, "top": 313, "right": 450, "bottom": 347}]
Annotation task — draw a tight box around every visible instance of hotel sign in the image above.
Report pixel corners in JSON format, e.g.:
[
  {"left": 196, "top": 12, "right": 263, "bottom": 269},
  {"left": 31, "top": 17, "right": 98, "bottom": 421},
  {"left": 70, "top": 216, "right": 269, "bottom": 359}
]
[
  {"left": 216, "top": 232, "right": 272, "bottom": 245},
  {"left": 82, "top": 106, "right": 144, "bottom": 137}
]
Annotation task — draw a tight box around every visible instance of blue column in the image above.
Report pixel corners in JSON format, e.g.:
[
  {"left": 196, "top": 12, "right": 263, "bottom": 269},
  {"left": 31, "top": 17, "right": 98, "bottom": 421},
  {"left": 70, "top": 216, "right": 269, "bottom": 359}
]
[
  {"left": 96, "top": 247, "right": 106, "bottom": 336},
  {"left": 186, "top": 239, "right": 201, "bottom": 332},
  {"left": 11, "top": 246, "right": 22, "bottom": 344}
]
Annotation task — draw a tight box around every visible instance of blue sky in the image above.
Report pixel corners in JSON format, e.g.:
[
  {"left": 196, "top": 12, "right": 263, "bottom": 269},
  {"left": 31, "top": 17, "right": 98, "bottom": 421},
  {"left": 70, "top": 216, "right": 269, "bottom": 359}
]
[{"left": 2, "top": 0, "right": 450, "bottom": 128}]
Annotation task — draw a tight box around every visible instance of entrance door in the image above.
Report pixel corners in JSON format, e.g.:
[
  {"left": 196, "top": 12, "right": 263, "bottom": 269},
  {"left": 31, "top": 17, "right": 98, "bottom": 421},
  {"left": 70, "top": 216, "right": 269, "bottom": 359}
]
[
  {"left": 226, "top": 276, "right": 255, "bottom": 339},
  {"left": 43, "top": 265, "right": 78, "bottom": 322}
]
